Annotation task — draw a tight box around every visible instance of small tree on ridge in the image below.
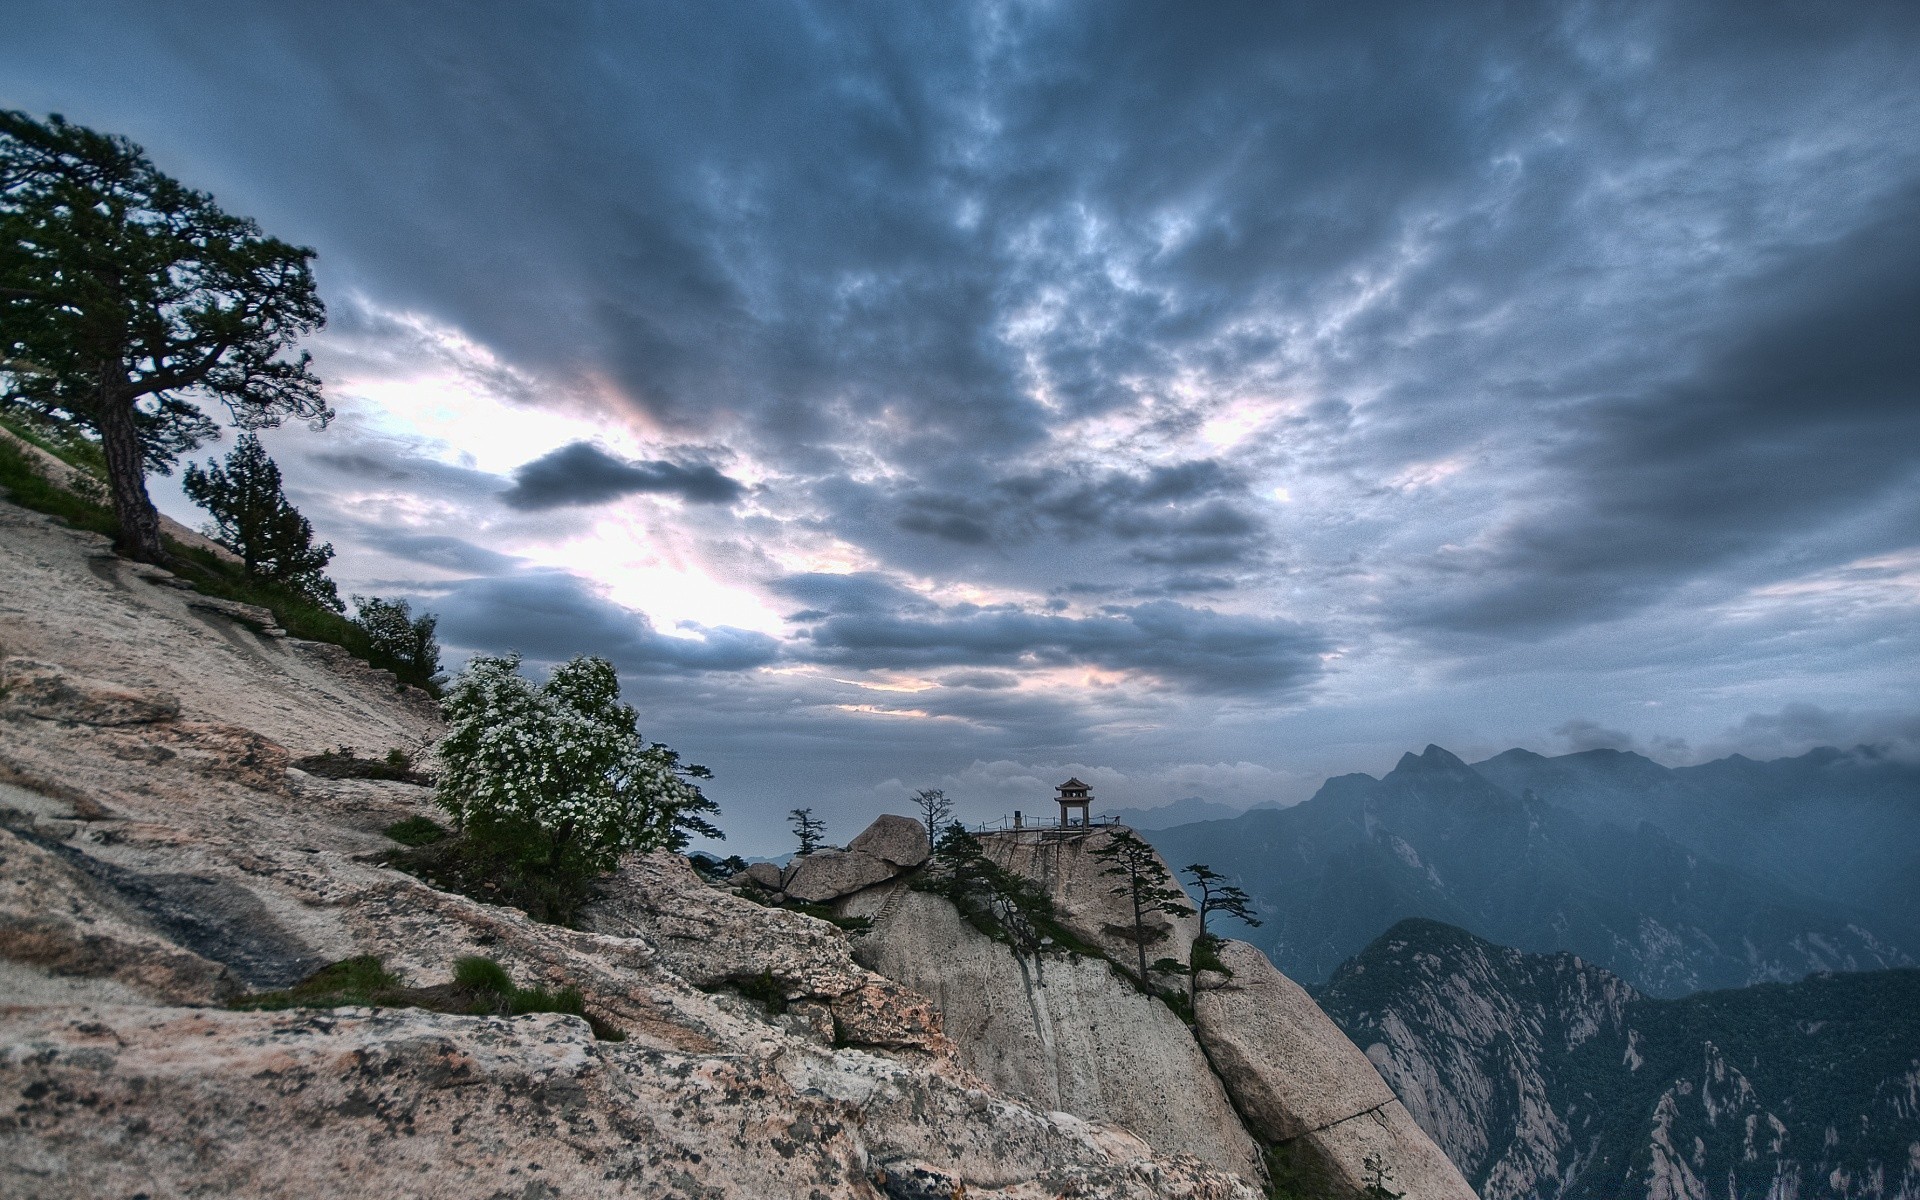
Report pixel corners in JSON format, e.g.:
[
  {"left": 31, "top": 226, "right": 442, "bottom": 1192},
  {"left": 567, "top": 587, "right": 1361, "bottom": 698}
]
[
  {"left": 789, "top": 807, "right": 826, "bottom": 856},
  {"left": 1091, "top": 828, "right": 1194, "bottom": 986},
  {"left": 911, "top": 788, "right": 953, "bottom": 850},
  {"left": 183, "top": 433, "right": 339, "bottom": 609}
]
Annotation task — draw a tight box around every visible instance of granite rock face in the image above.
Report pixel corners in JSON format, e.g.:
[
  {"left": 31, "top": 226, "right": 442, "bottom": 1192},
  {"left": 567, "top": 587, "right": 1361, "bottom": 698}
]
[
  {"left": 0, "top": 494, "right": 1263, "bottom": 1200},
  {"left": 848, "top": 813, "right": 931, "bottom": 868},
  {"left": 841, "top": 882, "right": 1267, "bottom": 1182},
  {"left": 783, "top": 847, "right": 897, "bottom": 903},
  {"left": 846, "top": 827, "right": 1482, "bottom": 1199},
  {"left": 1195, "top": 939, "right": 1478, "bottom": 1199}
]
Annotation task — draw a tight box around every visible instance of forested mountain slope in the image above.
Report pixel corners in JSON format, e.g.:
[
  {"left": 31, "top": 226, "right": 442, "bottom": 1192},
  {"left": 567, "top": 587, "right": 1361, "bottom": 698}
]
[{"left": 1319, "top": 919, "right": 1920, "bottom": 1200}]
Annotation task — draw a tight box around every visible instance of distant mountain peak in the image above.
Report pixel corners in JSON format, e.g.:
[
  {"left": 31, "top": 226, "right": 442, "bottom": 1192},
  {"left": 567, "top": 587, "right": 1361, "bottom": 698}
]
[{"left": 1388, "top": 744, "right": 1475, "bottom": 778}]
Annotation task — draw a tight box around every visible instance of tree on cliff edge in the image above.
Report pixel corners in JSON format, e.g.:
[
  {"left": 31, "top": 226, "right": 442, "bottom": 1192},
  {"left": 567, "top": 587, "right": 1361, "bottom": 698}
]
[
  {"left": 1091, "top": 828, "right": 1194, "bottom": 986},
  {"left": 0, "top": 111, "right": 329, "bottom": 562}
]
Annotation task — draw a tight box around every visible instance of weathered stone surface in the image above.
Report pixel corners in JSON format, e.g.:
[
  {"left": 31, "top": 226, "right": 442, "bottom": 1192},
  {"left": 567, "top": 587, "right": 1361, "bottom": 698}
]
[
  {"left": 1195, "top": 939, "right": 1478, "bottom": 1199},
  {"left": 582, "top": 850, "right": 948, "bottom": 1056},
  {"left": 0, "top": 659, "right": 181, "bottom": 726},
  {"left": 848, "top": 813, "right": 931, "bottom": 868},
  {"left": 739, "top": 860, "right": 783, "bottom": 889},
  {"left": 1195, "top": 938, "right": 1396, "bottom": 1137},
  {"left": 783, "top": 847, "right": 896, "bottom": 902},
  {"left": 843, "top": 883, "right": 1267, "bottom": 1182},
  {"left": 0, "top": 824, "right": 236, "bottom": 1005},
  {"left": 185, "top": 595, "right": 283, "bottom": 633},
  {"left": 0, "top": 498, "right": 436, "bottom": 756},
  {"left": 980, "top": 827, "right": 1201, "bottom": 973}
]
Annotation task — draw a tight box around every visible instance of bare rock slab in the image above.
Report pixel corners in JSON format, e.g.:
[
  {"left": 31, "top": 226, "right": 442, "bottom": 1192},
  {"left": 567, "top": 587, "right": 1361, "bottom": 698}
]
[
  {"left": 783, "top": 847, "right": 896, "bottom": 902},
  {"left": 848, "top": 813, "right": 931, "bottom": 868},
  {"left": 1195, "top": 939, "right": 1478, "bottom": 1199}
]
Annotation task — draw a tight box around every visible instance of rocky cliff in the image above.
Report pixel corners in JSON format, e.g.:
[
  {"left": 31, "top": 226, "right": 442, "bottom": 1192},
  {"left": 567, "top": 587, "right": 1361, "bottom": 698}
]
[
  {"left": 0, "top": 497, "right": 1267, "bottom": 1199},
  {"left": 1319, "top": 918, "right": 1920, "bottom": 1200},
  {"left": 836, "top": 826, "right": 1479, "bottom": 1199}
]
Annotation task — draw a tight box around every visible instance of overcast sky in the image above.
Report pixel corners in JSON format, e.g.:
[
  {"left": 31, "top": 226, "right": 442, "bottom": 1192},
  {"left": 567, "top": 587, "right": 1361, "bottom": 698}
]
[{"left": 7, "top": 2, "right": 1918, "bottom": 853}]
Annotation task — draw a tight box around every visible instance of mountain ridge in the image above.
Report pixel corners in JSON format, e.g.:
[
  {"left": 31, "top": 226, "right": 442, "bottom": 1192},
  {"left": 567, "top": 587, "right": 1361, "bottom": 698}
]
[
  {"left": 1143, "top": 742, "right": 1915, "bottom": 997},
  {"left": 1318, "top": 917, "right": 1920, "bottom": 1199}
]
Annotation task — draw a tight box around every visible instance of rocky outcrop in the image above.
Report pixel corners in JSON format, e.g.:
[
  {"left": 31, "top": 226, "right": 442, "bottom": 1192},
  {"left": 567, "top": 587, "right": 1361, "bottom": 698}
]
[
  {"left": 784, "top": 847, "right": 898, "bottom": 902},
  {"left": 1195, "top": 939, "right": 1478, "bottom": 1199},
  {"left": 0, "top": 493, "right": 1263, "bottom": 1200},
  {"left": 980, "top": 827, "right": 1200, "bottom": 970},
  {"left": 848, "top": 813, "right": 931, "bottom": 869},
  {"left": 843, "top": 825, "right": 1480, "bottom": 1198},
  {"left": 582, "top": 851, "right": 950, "bottom": 1055},
  {"left": 841, "top": 882, "right": 1267, "bottom": 1182}
]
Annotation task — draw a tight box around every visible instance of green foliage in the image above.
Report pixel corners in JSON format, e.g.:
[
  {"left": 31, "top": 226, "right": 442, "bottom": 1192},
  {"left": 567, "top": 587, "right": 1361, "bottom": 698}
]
[
  {"left": 452, "top": 955, "right": 514, "bottom": 996},
  {"left": 913, "top": 822, "right": 1094, "bottom": 958},
  {"left": 233, "top": 955, "right": 622, "bottom": 1040},
  {"left": 1092, "top": 828, "right": 1195, "bottom": 984},
  {"left": 1262, "top": 1138, "right": 1346, "bottom": 1200},
  {"left": 730, "top": 968, "right": 789, "bottom": 1014},
  {"left": 789, "top": 806, "right": 826, "bottom": 855},
  {"left": 350, "top": 595, "right": 444, "bottom": 691},
  {"left": 0, "top": 426, "right": 117, "bottom": 535},
  {"left": 182, "top": 434, "right": 340, "bottom": 609},
  {"left": 688, "top": 852, "right": 749, "bottom": 883},
  {"left": 230, "top": 955, "right": 404, "bottom": 1010},
  {"left": 1, "top": 111, "right": 329, "bottom": 560},
  {"left": 384, "top": 816, "right": 448, "bottom": 847},
  {"left": 1191, "top": 933, "right": 1232, "bottom": 978},
  {"left": 426, "top": 653, "right": 723, "bottom": 924}
]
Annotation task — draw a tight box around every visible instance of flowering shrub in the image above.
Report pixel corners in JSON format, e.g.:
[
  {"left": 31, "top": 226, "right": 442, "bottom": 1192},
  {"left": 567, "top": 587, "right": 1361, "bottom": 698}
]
[{"left": 433, "top": 654, "right": 722, "bottom": 914}]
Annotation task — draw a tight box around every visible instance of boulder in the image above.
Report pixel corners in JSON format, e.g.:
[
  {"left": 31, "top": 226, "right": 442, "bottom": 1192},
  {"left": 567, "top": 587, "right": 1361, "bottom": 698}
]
[
  {"left": 782, "top": 848, "right": 895, "bottom": 902},
  {"left": 738, "top": 860, "right": 784, "bottom": 890},
  {"left": 1195, "top": 939, "right": 1478, "bottom": 1199},
  {"left": 848, "top": 813, "right": 931, "bottom": 868}
]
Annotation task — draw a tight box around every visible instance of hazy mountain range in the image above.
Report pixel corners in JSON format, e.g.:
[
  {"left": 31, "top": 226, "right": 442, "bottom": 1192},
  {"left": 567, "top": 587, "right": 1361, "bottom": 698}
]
[
  {"left": 1145, "top": 743, "right": 1918, "bottom": 997},
  {"left": 1318, "top": 918, "right": 1920, "bottom": 1200}
]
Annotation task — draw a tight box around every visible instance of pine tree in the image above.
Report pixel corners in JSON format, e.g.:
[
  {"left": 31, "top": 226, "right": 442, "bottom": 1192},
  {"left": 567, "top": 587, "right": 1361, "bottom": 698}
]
[
  {"left": 911, "top": 788, "right": 954, "bottom": 850},
  {"left": 183, "top": 433, "right": 340, "bottom": 610},
  {"left": 1091, "top": 828, "right": 1194, "bottom": 985},
  {"left": 789, "top": 807, "right": 826, "bottom": 856},
  {"left": 1, "top": 112, "right": 328, "bottom": 562},
  {"left": 1183, "top": 862, "right": 1262, "bottom": 1000}
]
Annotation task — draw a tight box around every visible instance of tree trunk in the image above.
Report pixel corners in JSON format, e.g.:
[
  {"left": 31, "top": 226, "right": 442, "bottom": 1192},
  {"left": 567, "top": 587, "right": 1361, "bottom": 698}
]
[
  {"left": 96, "top": 378, "right": 163, "bottom": 563},
  {"left": 1132, "top": 880, "right": 1149, "bottom": 985}
]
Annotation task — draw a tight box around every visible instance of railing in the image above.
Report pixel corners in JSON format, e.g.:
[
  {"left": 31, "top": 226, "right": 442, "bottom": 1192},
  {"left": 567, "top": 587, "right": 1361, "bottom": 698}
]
[{"left": 970, "top": 812, "right": 1123, "bottom": 834}]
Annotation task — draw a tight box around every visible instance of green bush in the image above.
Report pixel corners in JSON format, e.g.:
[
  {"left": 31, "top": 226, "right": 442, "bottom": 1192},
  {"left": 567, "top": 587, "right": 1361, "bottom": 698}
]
[
  {"left": 233, "top": 954, "right": 622, "bottom": 1040},
  {"left": 453, "top": 955, "right": 514, "bottom": 996},
  {"left": 416, "top": 654, "right": 723, "bottom": 925},
  {"left": 384, "top": 816, "right": 447, "bottom": 847}
]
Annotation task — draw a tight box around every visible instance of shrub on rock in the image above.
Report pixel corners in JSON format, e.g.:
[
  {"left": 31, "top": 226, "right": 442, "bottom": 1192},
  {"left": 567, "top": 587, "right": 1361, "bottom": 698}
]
[{"left": 428, "top": 653, "right": 722, "bottom": 922}]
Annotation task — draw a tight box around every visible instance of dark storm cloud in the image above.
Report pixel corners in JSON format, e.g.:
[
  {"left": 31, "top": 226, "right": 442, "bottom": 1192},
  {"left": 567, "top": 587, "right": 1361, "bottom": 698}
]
[
  {"left": 774, "top": 573, "right": 1325, "bottom": 695},
  {"left": 433, "top": 570, "right": 778, "bottom": 675},
  {"left": 501, "top": 442, "right": 744, "bottom": 510},
  {"left": 1414, "top": 190, "right": 1920, "bottom": 635}
]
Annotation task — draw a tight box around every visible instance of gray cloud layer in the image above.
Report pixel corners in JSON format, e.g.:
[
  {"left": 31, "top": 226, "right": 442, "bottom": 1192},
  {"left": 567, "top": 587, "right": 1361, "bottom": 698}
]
[{"left": 8, "top": 1, "right": 1918, "bottom": 845}]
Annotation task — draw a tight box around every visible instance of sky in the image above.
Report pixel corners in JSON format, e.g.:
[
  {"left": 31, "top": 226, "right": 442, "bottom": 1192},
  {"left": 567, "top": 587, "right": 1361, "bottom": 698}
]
[{"left": 6, "top": 2, "right": 1918, "bottom": 854}]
